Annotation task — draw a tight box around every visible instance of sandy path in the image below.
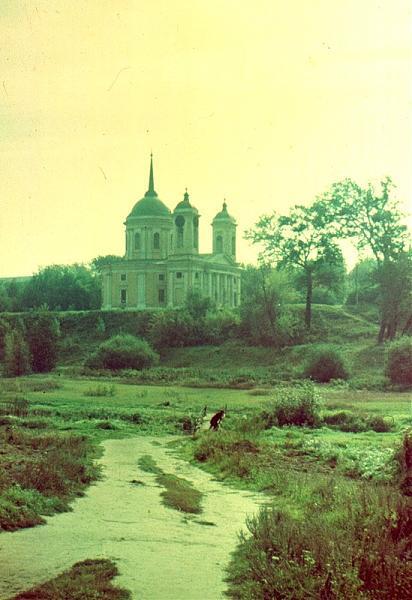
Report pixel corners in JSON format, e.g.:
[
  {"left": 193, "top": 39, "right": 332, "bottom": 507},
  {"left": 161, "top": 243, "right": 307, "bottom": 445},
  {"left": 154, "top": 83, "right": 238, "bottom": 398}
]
[{"left": 0, "top": 436, "right": 264, "bottom": 599}]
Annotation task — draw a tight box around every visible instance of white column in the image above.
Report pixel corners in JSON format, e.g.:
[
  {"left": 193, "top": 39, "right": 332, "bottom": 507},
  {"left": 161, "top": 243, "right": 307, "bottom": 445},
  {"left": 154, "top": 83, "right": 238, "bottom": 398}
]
[
  {"left": 137, "top": 273, "right": 146, "bottom": 308},
  {"left": 167, "top": 272, "right": 174, "bottom": 307}
]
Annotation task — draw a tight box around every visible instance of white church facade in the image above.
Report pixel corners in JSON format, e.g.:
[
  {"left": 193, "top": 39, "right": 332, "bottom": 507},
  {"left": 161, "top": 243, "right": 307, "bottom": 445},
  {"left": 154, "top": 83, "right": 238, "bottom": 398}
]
[{"left": 101, "top": 157, "right": 242, "bottom": 309}]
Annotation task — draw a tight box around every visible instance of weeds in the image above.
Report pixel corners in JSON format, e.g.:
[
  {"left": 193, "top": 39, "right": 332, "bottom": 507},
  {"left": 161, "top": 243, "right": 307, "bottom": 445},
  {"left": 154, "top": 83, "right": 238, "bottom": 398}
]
[
  {"left": 12, "top": 559, "right": 131, "bottom": 599},
  {"left": 84, "top": 384, "right": 116, "bottom": 397},
  {"left": 157, "top": 473, "right": 203, "bottom": 514}
]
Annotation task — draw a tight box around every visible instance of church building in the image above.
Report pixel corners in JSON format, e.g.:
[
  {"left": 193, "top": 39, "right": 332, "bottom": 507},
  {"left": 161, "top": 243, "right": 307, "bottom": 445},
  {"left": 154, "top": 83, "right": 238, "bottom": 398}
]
[{"left": 101, "top": 156, "right": 242, "bottom": 309}]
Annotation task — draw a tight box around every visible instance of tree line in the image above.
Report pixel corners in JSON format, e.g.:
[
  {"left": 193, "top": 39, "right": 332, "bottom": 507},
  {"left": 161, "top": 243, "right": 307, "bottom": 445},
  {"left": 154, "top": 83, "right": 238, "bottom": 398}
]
[
  {"left": 0, "top": 177, "right": 410, "bottom": 345},
  {"left": 246, "top": 176, "right": 411, "bottom": 342}
]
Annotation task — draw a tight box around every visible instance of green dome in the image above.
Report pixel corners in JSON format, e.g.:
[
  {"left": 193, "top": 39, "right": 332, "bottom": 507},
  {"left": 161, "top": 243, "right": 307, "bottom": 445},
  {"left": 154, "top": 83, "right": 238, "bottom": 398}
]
[
  {"left": 127, "top": 191, "right": 171, "bottom": 219},
  {"left": 174, "top": 190, "right": 197, "bottom": 212},
  {"left": 213, "top": 201, "right": 235, "bottom": 222}
]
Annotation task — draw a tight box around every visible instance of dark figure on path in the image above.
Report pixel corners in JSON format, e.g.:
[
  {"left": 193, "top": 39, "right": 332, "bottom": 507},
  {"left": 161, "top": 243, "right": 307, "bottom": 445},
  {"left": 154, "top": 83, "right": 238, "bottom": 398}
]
[{"left": 209, "top": 409, "right": 225, "bottom": 431}]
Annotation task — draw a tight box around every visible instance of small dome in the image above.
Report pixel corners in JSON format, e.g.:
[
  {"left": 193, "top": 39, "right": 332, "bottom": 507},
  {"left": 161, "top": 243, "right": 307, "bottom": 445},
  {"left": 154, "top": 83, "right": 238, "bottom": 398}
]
[
  {"left": 127, "top": 191, "right": 171, "bottom": 219},
  {"left": 213, "top": 201, "right": 236, "bottom": 223},
  {"left": 174, "top": 190, "right": 198, "bottom": 212}
]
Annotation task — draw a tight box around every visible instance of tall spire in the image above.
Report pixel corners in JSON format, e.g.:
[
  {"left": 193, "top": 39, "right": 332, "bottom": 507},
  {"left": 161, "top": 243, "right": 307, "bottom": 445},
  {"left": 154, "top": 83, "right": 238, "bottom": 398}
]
[{"left": 146, "top": 153, "right": 157, "bottom": 196}]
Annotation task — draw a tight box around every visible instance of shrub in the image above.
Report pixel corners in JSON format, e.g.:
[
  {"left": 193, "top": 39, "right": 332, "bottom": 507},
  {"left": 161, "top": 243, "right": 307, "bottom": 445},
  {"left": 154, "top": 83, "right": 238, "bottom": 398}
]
[
  {"left": 86, "top": 334, "right": 159, "bottom": 371},
  {"left": 3, "top": 329, "right": 31, "bottom": 377},
  {"left": 263, "top": 383, "right": 321, "bottom": 427},
  {"left": 395, "top": 432, "right": 412, "bottom": 495},
  {"left": 385, "top": 338, "right": 412, "bottom": 385},
  {"left": 226, "top": 490, "right": 412, "bottom": 599},
  {"left": 303, "top": 345, "right": 349, "bottom": 382},
  {"left": 323, "top": 411, "right": 392, "bottom": 433},
  {"left": 25, "top": 311, "right": 60, "bottom": 373}
]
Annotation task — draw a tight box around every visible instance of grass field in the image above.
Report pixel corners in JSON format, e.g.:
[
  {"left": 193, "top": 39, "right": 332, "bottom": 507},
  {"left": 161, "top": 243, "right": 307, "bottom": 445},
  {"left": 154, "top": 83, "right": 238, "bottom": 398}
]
[{"left": 1, "top": 369, "right": 411, "bottom": 598}]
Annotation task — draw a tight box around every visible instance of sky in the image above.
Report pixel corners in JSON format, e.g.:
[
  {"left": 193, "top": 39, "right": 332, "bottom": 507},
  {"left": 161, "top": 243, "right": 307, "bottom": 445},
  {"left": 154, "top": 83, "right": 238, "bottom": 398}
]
[{"left": 1, "top": 0, "right": 411, "bottom": 277}]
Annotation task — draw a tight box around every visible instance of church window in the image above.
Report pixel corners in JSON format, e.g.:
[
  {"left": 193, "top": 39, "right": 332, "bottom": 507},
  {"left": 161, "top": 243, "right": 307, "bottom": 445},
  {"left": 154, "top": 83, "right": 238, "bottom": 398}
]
[
  {"left": 120, "top": 289, "right": 127, "bottom": 304},
  {"left": 231, "top": 235, "right": 236, "bottom": 256},
  {"left": 121, "top": 273, "right": 127, "bottom": 281},
  {"left": 158, "top": 289, "right": 165, "bottom": 304},
  {"left": 194, "top": 272, "right": 199, "bottom": 279},
  {"left": 216, "top": 235, "right": 223, "bottom": 253},
  {"left": 159, "top": 274, "right": 165, "bottom": 281},
  {"left": 234, "top": 292, "right": 238, "bottom": 307},
  {"left": 175, "top": 215, "right": 185, "bottom": 248},
  {"left": 134, "top": 232, "right": 141, "bottom": 250},
  {"left": 153, "top": 232, "right": 160, "bottom": 249},
  {"left": 176, "top": 272, "right": 183, "bottom": 279}
]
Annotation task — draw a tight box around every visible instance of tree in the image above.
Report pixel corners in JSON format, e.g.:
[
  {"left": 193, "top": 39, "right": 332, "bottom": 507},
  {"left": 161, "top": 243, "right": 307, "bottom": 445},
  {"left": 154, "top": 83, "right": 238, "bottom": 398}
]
[
  {"left": 324, "top": 178, "right": 411, "bottom": 341},
  {"left": 240, "top": 265, "right": 298, "bottom": 345},
  {"left": 3, "top": 324, "right": 31, "bottom": 377},
  {"left": 346, "top": 258, "right": 379, "bottom": 306},
  {"left": 246, "top": 203, "right": 342, "bottom": 329},
  {"left": 25, "top": 311, "right": 60, "bottom": 372},
  {"left": 90, "top": 255, "right": 123, "bottom": 273},
  {"left": 21, "top": 264, "right": 101, "bottom": 311}
]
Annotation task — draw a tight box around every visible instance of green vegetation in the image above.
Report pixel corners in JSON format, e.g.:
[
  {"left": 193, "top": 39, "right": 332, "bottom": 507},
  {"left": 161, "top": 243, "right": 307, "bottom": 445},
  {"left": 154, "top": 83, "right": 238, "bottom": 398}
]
[
  {"left": 226, "top": 487, "right": 411, "bottom": 599},
  {"left": 0, "top": 396, "right": 99, "bottom": 530},
  {"left": 86, "top": 334, "right": 159, "bottom": 371},
  {"left": 303, "top": 344, "right": 349, "bottom": 382},
  {"left": 386, "top": 337, "right": 412, "bottom": 385},
  {"left": 157, "top": 473, "right": 203, "bottom": 514},
  {"left": 138, "top": 454, "right": 203, "bottom": 513},
  {"left": 4, "top": 327, "right": 31, "bottom": 377},
  {"left": 12, "top": 559, "right": 130, "bottom": 599}
]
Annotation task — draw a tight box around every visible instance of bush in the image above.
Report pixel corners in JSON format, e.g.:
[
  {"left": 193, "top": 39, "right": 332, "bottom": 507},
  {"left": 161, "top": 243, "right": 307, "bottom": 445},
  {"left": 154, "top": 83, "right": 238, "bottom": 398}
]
[
  {"left": 3, "top": 329, "right": 31, "bottom": 377},
  {"left": 263, "top": 383, "right": 321, "bottom": 428},
  {"left": 226, "top": 490, "right": 412, "bottom": 599},
  {"left": 303, "top": 345, "right": 349, "bottom": 382},
  {"left": 25, "top": 311, "right": 60, "bottom": 373},
  {"left": 323, "top": 411, "right": 392, "bottom": 433},
  {"left": 86, "top": 334, "right": 159, "bottom": 371},
  {"left": 386, "top": 338, "right": 412, "bottom": 385}
]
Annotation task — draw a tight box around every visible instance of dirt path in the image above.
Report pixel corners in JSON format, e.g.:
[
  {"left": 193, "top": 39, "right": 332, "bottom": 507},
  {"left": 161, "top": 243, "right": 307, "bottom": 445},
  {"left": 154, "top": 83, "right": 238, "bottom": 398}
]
[{"left": 0, "top": 436, "right": 264, "bottom": 599}]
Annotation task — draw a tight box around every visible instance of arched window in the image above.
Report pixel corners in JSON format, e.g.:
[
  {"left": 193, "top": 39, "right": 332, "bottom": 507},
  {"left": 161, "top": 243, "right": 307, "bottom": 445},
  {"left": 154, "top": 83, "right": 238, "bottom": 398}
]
[
  {"left": 153, "top": 232, "right": 160, "bottom": 249},
  {"left": 134, "top": 232, "right": 140, "bottom": 250},
  {"left": 216, "top": 235, "right": 223, "bottom": 254},
  {"left": 175, "top": 215, "right": 185, "bottom": 248},
  {"left": 231, "top": 235, "right": 236, "bottom": 256}
]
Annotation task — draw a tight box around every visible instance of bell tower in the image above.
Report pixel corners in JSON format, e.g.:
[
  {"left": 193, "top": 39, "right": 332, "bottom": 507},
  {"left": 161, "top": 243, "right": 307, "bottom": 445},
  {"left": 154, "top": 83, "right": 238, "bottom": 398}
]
[
  {"left": 172, "top": 190, "right": 200, "bottom": 255},
  {"left": 212, "top": 200, "right": 237, "bottom": 261}
]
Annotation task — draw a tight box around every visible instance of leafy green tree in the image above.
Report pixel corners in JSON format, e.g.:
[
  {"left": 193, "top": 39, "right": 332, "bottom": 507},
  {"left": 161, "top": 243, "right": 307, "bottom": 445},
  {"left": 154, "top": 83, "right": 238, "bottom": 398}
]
[
  {"left": 346, "top": 258, "right": 379, "bottom": 305},
  {"left": 90, "top": 255, "right": 123, "bottom": 273},
  {"left": 324, "top": 178, "right": 411, "bottom": 341},
  {"left": 26, "top": 311, "right": 60, "bottom": 372},
  {"left": 3, "top": 326, "right": 31, "bottom": 377},
  {"left": 184, "top": 290, "right": 214, "bottom": 321},
  {"left": 240, "top": 265, "right": 298, "bottom": 345},
  {"left": 246, "top": 203, "right": 342, "bottom": 329},
  {"left": 22, "top": 264, "right": 100, "bottom": 311}
]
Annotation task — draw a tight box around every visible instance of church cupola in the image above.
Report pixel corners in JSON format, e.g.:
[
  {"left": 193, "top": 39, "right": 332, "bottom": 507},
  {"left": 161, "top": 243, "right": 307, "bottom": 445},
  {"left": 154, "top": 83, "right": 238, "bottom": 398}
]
[
  {"left": 124, "top": 155, "right": 173, "bottom": 259},
  {"left": 212, "top": 200, "right": 237, "bottom": 260},
  {"left": 172, "top": 189, "right": 200, "bottom": 254}
]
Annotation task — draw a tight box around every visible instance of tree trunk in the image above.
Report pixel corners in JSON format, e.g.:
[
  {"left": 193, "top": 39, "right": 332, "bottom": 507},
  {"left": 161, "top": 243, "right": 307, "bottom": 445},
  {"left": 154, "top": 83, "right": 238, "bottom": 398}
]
[
  {"left": 305, "top": 270, "right": 313, "bottom": 329},
  {"left": 378, "top": 318, "right": 388, "bottom": 344}
]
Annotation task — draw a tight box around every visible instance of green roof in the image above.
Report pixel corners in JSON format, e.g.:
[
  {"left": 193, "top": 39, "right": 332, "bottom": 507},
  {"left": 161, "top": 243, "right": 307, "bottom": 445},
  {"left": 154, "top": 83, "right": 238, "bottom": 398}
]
[
  {"left": 213, "top": 201, "right": 235, "bottom": 222},
  {"left": 126, "top": 155, "right": 171, "bottom": 219},
  {"left": 127, "top": 191, "right": 171, "bottom": 219}
]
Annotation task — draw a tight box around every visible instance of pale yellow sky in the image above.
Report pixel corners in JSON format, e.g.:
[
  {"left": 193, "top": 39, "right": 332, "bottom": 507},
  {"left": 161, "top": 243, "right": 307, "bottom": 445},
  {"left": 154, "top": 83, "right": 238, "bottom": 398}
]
[{"left": 1, "top": 0, "right": 411, "bottom": 276}]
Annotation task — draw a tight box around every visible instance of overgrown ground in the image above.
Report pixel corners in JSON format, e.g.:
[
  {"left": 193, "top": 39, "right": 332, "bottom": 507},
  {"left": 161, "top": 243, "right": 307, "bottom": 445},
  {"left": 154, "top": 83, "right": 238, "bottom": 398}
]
[
  {"left": 0, "top": 374, "right": 410, "bottom": 532},
  {"left": 1, "top": 302, "right": 411, "bottom": 598}
]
